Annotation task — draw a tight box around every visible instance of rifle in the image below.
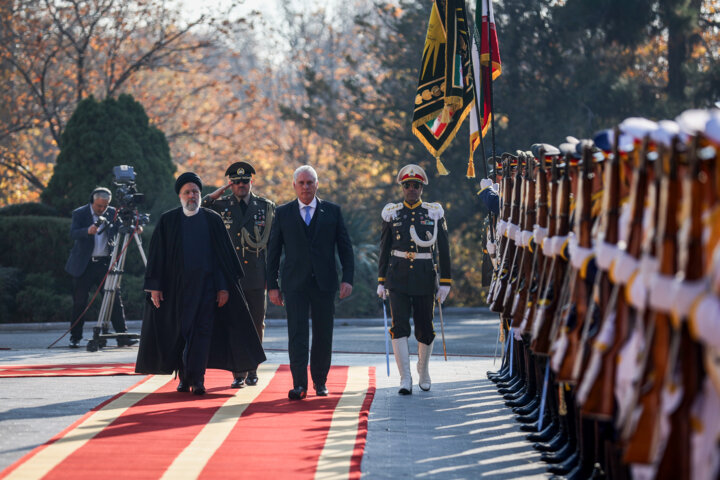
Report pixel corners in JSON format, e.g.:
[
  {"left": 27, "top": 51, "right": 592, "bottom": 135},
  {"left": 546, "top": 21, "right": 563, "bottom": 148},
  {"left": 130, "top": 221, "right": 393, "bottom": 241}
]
[
  {"left": 510, "top": 154, "right": 537, "bottom": 327},
  {"left": 502, "top": 153, "right": 529, "bottom": 316},
  {"left": 623, "top": 138, "right": 681, "bottom": 464},
  {"left": 656, "top": 137, "right": 706, "bottom": 480},
  {"left": 556, "top": 143, "right": 594, "bottom": 384},
  {"left": 490, "top": 156, "right": 522, "bottom": 313},
  {"left": 487, "top": 157, "right": 514, "bottom": 307},
  {"left": 531, "top": 157, "right": 571, "bottom": 355},
  {"left": 523, "top": 152, "right": 550, "bottom": 334},
  {"left": 578, "top": 130, "right": 623, "bottom": 419}
]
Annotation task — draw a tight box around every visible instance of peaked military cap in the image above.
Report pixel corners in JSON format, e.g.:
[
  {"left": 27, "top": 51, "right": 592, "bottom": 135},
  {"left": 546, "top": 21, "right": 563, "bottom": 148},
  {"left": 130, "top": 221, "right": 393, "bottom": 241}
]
[
  {"left": 530, "top": 143, "right": 561, "bottom": 158},
  {"left": 225, "top": 161, "right": 256, "bottom": 179},
  {"left": 396, "top": 164, "right": 429, "bottom": 185}
]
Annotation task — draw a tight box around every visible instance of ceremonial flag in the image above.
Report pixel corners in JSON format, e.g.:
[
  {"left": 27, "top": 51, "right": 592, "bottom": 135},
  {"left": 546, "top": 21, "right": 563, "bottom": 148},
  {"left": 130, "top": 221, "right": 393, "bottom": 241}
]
[
  {"left": 411, "top": 0, "right": 475, "bottom": 175},
  {"left": 469, "top": 0, "right": 502, "bottom": 177}
]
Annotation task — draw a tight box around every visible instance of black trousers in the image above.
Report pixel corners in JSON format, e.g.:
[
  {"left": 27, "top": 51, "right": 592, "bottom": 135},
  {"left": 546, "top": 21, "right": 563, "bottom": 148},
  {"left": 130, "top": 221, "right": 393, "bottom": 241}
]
[
  {"left": 284, "top": 280, "right": 335, "bottom": 388},
  {"left": 180, "top": 273, "right": 216, "bottom": 385},
  {"left": 235, "top": 288, "right": 266, "bottom": 378},
  {"left": 70, "top": 257, "right": 127, "bottom": 342},
  {"left": 388, "top": 290, "right": 435, "bottom": 345}
]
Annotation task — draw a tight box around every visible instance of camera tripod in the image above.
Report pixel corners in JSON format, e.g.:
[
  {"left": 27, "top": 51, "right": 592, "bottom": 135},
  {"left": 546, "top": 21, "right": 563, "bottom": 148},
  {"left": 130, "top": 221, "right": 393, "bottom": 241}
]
[{"left": 86, "top": 228, "right": 147, "bottom": 352}]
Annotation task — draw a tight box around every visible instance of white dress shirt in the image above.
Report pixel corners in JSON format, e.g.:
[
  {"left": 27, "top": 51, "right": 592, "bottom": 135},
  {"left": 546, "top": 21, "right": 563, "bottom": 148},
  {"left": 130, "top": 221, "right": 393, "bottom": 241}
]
[
  {"left": 91, "top": 210, "right": 109, "bottom": 257},
  {"left": 298, "top": 197, "right": 318, "bottom": 223}
]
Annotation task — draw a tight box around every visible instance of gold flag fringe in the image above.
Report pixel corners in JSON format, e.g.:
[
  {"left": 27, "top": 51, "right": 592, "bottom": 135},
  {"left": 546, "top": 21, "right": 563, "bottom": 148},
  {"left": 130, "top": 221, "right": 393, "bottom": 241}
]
[
  {"left": 466, "top": 158, "right": 476, "bottom": 178},
  {"left": 436, "top": 157, "right": 450, "bottom": 175}
]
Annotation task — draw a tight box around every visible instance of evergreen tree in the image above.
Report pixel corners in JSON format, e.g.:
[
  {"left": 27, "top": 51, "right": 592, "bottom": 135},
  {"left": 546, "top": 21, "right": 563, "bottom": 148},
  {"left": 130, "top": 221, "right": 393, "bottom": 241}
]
[{"left": 41, "top": 94, "right": 176, "bottom": 216}]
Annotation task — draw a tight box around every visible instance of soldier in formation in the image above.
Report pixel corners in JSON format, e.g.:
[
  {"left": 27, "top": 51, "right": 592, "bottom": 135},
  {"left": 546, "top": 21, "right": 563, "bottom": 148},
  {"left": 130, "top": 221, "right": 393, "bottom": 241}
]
[{"left": 482, "top": 109, "right": 720, "bottom": 480}]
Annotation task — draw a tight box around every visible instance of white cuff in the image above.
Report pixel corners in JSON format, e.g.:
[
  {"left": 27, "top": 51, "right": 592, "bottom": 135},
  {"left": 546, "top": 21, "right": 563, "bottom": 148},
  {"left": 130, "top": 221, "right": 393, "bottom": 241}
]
[
  {"left": 612, "top": 251, "right": 639, "bottom": 285},
  {"left": 595, "top": 241, "right": 619, "bottom": 272},
  {"left": 648, "top": 272, "right": 677, "bottom": 313}
]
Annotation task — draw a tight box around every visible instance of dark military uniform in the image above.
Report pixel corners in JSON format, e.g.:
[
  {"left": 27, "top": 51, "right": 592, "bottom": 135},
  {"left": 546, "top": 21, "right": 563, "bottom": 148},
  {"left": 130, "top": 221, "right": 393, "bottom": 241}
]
[
  {"left": 202, "top": 192, "right": 275, "bottom": 343},
  {"left": 378, "top": 200, "right": 451, "bottom": 343}
]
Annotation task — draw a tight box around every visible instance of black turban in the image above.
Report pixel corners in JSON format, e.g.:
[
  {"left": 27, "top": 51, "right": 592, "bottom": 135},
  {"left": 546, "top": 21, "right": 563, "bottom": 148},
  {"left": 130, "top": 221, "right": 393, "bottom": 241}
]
[{"left": 175, "top": 172, "right": 202, "bottom": 194}]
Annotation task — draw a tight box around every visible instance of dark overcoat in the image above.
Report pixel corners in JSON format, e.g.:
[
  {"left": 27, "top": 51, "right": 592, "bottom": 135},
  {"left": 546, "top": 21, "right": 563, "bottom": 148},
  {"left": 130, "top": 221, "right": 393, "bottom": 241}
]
[{"left": 135, "top": 207, "right": 266, "bottom": 374}]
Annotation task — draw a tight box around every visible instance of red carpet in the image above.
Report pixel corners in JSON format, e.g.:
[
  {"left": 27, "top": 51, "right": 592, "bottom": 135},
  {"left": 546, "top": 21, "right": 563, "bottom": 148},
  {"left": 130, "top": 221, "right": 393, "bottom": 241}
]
[
  {"left": 0, "top": 364, "right": 375, "bottom": 480},
  {"left": 0, "top": 363, "right": 140, "bottom": 377}
]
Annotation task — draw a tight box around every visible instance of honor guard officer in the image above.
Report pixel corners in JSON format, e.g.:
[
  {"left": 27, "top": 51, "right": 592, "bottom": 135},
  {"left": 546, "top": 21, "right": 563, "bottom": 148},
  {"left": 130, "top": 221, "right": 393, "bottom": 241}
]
[
  {"left": 377, "top": 164, "right": 452, "bottom": 395},
  {"left": 203, "top": 161, "right": 275, "bottom": 387}
]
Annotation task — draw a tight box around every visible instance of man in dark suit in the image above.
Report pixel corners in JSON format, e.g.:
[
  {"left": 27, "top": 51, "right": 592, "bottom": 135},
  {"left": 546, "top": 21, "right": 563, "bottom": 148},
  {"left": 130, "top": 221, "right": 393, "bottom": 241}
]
[
  {"left": 267, "top": 165, "right": 354, "bottom": 400},
  {"left": 65, "top": 187, "right": 135, "bottom": 348}
]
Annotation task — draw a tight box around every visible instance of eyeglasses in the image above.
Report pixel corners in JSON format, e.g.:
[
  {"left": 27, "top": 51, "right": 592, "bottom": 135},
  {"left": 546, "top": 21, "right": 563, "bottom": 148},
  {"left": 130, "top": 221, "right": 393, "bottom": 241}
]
[
  {"left": 402, "top": 182, "right": 421, "bottom": 190},
  {"left": 232, "top": 178, "right": 250, "bottom": 185}
]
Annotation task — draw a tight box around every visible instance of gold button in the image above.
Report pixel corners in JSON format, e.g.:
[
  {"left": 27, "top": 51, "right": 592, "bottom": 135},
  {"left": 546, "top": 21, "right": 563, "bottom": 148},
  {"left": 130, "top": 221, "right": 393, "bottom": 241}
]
[
  {"left": 410, "top": 265, "right": 414, "bottom": 269},
  {"left": 237, "top": 232, "right": 241, "bottom": 236},
  {"left": 236, "top": 246, "right": 240, "bottom": 250},
  {"left": 244, "top": 260, "right": 248, "bottom": 264},
  {"left": 411, "top": 212, "right": 415, "bottom": 215}
]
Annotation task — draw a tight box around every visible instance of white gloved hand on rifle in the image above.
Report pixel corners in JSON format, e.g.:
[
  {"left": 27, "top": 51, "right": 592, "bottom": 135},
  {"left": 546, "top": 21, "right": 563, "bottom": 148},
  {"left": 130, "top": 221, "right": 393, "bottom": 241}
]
[
  {"left": 436, "top": 285, "right": 450, "bottom": 304},
  {"left": 377, "top": 284, "right": 387, "bottom": 299}
]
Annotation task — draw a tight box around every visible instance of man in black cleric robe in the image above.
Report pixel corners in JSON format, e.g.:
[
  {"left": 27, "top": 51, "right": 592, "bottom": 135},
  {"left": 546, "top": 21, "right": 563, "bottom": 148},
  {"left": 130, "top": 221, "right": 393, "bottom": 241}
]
[{"left": 135, "top": 172, "right": 266, "bottom": 394}]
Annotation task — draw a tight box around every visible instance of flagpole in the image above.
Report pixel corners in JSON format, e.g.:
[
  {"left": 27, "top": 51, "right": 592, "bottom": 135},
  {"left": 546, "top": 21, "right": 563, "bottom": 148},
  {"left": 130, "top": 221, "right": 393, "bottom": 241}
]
[
  {"left": 470, "top": 28, "right": 490, "bottom": 181},
  {"left": 485, "top": 0, "right": 498, "bottom": 165}
]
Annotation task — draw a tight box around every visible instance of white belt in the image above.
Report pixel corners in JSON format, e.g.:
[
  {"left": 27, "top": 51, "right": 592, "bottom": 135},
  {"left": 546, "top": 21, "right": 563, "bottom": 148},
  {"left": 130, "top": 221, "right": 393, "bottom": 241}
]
[{"left": 392, "top": 250, "right": 432, "bottom": 260}]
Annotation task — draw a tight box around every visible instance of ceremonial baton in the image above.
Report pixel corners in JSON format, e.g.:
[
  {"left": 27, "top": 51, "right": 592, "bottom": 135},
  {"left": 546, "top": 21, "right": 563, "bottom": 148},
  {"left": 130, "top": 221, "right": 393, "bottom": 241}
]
[
  {"left": 436, "top": 284, "right": 448, "bottom": 361},
  {"left": 382, "top": 298, "right": 391, "bottom": 376}
]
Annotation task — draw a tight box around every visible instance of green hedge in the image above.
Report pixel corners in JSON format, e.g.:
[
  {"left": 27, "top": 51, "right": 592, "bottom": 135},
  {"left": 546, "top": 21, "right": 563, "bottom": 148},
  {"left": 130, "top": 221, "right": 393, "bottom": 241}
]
[{"left": 0, "top": 215, "right": 149, "bottom": 323}]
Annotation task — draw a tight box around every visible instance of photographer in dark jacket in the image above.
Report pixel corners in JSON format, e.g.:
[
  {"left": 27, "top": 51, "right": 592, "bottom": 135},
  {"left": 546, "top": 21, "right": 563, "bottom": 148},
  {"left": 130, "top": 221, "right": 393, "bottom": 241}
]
[{"left": 65, "top": 187, "right": 135, "bottom": 348}]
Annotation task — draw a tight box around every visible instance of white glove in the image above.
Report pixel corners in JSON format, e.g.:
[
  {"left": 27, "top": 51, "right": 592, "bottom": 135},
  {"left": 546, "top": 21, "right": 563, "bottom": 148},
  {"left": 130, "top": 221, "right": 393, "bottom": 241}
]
[
  {"left": 436, "top": 285, "right": 450, "bottom": 304},
  {"left": 492, "top": 183, "right": 500, "bottom": 192},
  {"left": 479, "top": 178, "right": 493, "bottom": 190},
  {"left": 377, "top": 284, "right": 387, "bottom": 299}
]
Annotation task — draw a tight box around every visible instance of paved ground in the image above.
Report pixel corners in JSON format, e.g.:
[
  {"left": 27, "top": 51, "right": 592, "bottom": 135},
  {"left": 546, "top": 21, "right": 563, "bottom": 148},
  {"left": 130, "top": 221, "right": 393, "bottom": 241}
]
[{"left": 0, "top": 308, "right": 549, "bottom": 479}]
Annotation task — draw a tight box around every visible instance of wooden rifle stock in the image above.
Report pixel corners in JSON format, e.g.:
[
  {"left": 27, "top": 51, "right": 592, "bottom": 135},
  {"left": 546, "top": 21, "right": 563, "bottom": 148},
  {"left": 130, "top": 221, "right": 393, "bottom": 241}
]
[
  {"left": 657, "top": 139, "right": 706, "bottom": 480},
  {"left": 504, "top": 153, "right": 530, "bottom": 317},
  {"left": 581, "top": 131, "right": 623, "bottom": 419},
  {"left": 624, "top": 140, "right": 681, "bottom": 463},
  {"left": 524, "top": 154, "right": 550, "bottom": 333},
  {"left": 490, "top": 158, "right": 522, "bottom": 313},
  {"left": 557, "top": 145, "right": 594, "bottom": 383},
  {"left": 510, "top": 156, "right": 537, "bottom": 325},
  {"left": 487, "top": 159, "right": 513, "bottom": 305},
  {"left": 531, "top": 159, "right": 571, "bottom": 355}
]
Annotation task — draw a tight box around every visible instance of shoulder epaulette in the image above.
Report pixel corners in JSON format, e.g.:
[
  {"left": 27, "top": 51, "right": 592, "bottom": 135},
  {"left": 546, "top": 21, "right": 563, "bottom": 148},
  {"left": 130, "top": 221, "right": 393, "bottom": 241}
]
[
  {"left": 422, "top": 202, "right": 444, "bottom": 220},
  {"left": 381, "top": 203, "right": 403, "bottom": 222}
]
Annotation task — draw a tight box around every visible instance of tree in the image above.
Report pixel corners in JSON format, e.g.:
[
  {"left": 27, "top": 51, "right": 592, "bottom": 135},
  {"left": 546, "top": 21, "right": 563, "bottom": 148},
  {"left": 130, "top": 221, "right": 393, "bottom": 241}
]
[
  {"left": 0, "top": 0, "right": 246, "bottom": 204},
  {"left": 41, "top": 94, "right": 175, "bottom": 216}
]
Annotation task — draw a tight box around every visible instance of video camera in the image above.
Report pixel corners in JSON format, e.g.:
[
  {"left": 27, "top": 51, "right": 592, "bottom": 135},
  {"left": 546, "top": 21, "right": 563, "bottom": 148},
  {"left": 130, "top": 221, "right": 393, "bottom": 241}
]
[{"left": 112, "top": 165, "right": 150, "bottom": 233}]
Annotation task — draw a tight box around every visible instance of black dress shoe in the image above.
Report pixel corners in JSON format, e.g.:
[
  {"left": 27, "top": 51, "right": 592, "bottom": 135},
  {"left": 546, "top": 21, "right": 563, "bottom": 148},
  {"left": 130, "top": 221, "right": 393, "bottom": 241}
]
[
  {"left": 547, "top": 451, "right": 579, "bottom": 474},
  {"left": 245, "top": 372, "right": 259, "bottom": 386},
  {"left": 288, "top": 386, "right": 307, "bottom": 400},
  {"left": 192, "top": 383, "right": 206, "bottom": 395},
  {"left": 527, "top": 422, "right": 559, "bottom": 442},
  {"left": 69, "top": 338, "right": 80, "bottom": 349},
  {"left": 314, "top": 384, "right": 328, "bottom": 396},
  {"left": 231, "top": 377, "right": 245, "bottom": 388},
  {"left": 534, "top": 431, "right": 567, "bottom": 452},
  {"left": 177, "top": 381, "right": 190, "bottom": 392},
  {"left": 541, "top": 443, "right": 573, "bottom": 464}
]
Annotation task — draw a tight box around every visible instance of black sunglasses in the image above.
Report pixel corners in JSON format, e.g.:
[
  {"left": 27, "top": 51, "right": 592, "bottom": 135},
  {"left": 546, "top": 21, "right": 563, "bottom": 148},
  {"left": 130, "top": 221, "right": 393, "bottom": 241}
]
[
  {"left": 232, "top": 178, "right": 250, "bottom": 185},
  {"left": 402, "top": 182, "right": 421, "bottom": 189}
]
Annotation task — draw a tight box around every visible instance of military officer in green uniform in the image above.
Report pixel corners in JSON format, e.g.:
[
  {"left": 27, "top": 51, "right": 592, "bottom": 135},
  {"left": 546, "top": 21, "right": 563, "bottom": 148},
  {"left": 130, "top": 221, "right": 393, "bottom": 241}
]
[
  {"left": 203, "top": 161, "right": 275, "bottom": 387},
  {"left": 377, "top": 164, "right": 451, "bottom": 395}
]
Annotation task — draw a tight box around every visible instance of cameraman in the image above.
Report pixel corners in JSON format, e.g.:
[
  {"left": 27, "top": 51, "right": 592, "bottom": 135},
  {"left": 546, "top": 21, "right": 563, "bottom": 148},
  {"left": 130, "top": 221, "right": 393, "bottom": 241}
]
[{"left": 64, "top": 187, "right": 136, "bottom": 348}]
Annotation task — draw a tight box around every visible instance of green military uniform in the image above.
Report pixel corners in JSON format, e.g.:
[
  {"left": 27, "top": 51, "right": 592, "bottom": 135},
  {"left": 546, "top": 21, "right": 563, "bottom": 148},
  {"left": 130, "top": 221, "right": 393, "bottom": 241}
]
[
  {"left": 202, "top": 192, "right": 275, "bottom": 337},
  {"left": 201, "top": 160, "right": 275, "bottom": 386}
]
